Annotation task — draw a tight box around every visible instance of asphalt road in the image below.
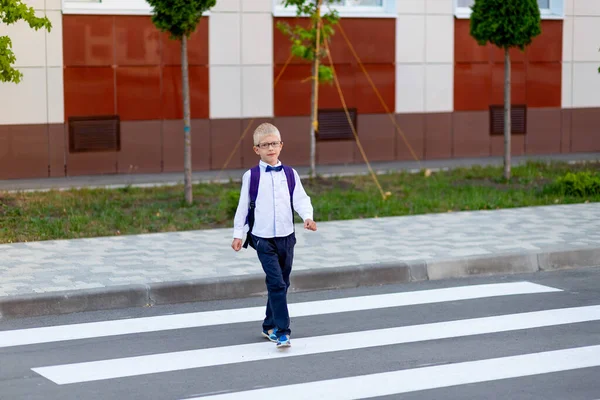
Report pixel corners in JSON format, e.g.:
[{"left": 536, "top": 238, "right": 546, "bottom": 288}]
[{"left": 1, "top": 267, "right": 599, "bottom": 400}]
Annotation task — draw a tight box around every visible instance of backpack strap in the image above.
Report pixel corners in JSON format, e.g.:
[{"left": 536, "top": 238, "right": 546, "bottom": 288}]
[
  {"left": 282, "top": 165, "right": 296, "bottom": 214},
  {"left": 242, "top": 165, "right": 261, "bottom": 249}
]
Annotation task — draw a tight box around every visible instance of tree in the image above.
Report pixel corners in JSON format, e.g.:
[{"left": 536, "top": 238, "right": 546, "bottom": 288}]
[
  {"left": 470, "top": 0, "right": 541, "bottom": 180},
  {"left": 147, "top": 0, "right": 215, "bottom": 205},
  {"left": 277, "top": 0, "right": 340, "bottom": 178},
  {"left": 1, "top": 0, "right": 51, "bottom": 83}
]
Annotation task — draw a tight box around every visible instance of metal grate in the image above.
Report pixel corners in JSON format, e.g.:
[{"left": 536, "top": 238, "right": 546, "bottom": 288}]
[
  {"left": 316, "top": 108, "right": 357, "bottom": 141},
  {"left": 489, "top": 105, "right": 527, "bottom": 135},
  {"left": 69, "top": 115, "right": 121, "bottom": 153}
]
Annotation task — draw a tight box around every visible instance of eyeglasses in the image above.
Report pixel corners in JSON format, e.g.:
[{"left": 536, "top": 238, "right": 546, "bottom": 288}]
[{"left": 256, "top": 141, "right": 283, "bottom": 149}]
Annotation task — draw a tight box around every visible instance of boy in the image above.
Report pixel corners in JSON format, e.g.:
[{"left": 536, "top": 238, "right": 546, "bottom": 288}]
[{"left": 231, "top": 122, "right": 317, "bottom": 348}]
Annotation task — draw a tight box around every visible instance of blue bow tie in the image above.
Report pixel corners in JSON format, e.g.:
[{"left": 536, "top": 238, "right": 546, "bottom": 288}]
[{"left": 266, "top": 165, "right": 283, "bottom": 172}]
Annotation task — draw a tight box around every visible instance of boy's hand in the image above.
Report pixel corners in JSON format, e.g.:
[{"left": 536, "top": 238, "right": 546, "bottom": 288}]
[
  {"left": 231, "top": 238, "right": 243, "bottom": 251},
  {"left": 304, "top": 219, "right": 317, "bottom": 231}
]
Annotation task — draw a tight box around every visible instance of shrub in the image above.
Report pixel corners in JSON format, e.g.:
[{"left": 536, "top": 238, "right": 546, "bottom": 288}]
[
  {"left": 544, "top": 171, "right": 600, "bottom": 197},
  {"left": 222, "top": 190, "right": 240, "bottom": 218}
]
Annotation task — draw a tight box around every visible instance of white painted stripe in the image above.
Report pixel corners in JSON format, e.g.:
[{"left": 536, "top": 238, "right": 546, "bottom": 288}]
[
  {"left": 32, "top": 304, "right": 600, "bottom": 385},
  {"left": 0, "top": 282, "right": 560, "bottom": 348},
  {"left": 189, "top": 345, "right": 600, "bottom": 400}
]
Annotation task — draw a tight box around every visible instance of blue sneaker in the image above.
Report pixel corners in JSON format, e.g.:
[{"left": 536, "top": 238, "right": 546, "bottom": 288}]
[
  {"left": 261, "top": 328, "right": 277, "bottom": 342},
  {"left": 276, "top": 334, "right": 291, "bottom": 348}
]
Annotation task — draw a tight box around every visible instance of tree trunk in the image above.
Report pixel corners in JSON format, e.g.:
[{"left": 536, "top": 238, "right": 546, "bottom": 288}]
[
  {"left": 503, "top": 48, "right": 511, "bottom": 181},
  {"left": 309, "top": 60, "right": 317, "bottom": 179},
  {"left": 309, "top": 1, "right": 322, "bottom": 179},
  {"left": 182, "top": 35, "right": 193, "bottom": 204}
]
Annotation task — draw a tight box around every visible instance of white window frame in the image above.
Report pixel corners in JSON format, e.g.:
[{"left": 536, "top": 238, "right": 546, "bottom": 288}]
[
  {"left": 454, "top": 0, "right": 564, "bottom": 20},
  {"left": 273, "top": 0, "right": 396, "bottom": 18},
  {"left": 62, "top": 0, "right": 211, "bottom": 16},
  {"left": 63, "top": 0, "right": 151, "bottom": 15}
]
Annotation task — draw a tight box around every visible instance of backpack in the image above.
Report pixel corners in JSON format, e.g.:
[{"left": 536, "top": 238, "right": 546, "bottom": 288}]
[{"left": 242, "top": 164, "right": 296, "bottom": 249}]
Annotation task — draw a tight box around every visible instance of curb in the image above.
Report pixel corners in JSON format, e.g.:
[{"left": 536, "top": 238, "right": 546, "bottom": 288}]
[{"left": 1, "top": 247, "right": 599, "bottom": 320}]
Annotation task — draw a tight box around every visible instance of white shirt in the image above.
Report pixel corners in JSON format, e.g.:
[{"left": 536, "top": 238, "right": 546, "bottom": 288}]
[{"left": 233, "top": 160, "right": 313, "bottom": 239}]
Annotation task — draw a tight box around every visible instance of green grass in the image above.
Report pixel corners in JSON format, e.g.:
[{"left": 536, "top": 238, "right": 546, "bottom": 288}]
[{"left": 0, "top": 161, "right": 599, "bottom": 244}]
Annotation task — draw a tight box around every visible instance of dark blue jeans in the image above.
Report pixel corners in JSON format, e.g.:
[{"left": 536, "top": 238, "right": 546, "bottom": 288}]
[{"left": 253, "top": 233, "right": 296, "bottom": 337}]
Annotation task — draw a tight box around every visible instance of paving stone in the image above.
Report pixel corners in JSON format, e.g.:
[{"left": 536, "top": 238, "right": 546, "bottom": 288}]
[{"left": 0, "top": 203, "right": 599, "bottom": 299}]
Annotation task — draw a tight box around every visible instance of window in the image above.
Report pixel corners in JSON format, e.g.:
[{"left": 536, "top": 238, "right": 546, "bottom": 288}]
[
  {"left": 62, "top": 0, "right": 210, "bottom": 15},
  {"left": 537, "top": 0, "right": 550, "bottom": 8},
  {"left": 457, "top": 0, "right": 551, "bottom": 9},
  {"left": 63, "top": 0, "right": 153, "bottom": 15},
  {"left": 274, "top": 0, "right": 395, "bottom": 17},
  {"left": 454, "top": 0, "right": 563, "bottom": 19},
  {"left": 330, "top": 0, "right": 383, "bottom": 5}
]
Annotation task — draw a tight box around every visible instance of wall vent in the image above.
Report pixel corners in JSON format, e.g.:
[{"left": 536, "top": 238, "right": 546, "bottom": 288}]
[
  {"left": 316, "top": 108, "right": 357, "bottom": 141},
  {"left": 69, "top": 115, "right": 121, "bottom": 153},
  {"left": 489, "top": 105, "right": 527, "bottom": 135}
]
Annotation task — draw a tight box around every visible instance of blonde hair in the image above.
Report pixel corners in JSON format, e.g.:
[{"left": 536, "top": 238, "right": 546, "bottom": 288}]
[{"left": 253, "top": 123, "right": 281, "bottom": 146}]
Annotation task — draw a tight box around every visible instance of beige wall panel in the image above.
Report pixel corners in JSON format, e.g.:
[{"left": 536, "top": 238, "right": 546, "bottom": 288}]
[
  {"left": 241, "top": 13, "right": 272, "bottom": 65},
  {"left": 46, "top": 10, "right": 63, "bottom": 67},
  {"left": 0, "top": 19, "right": 46, "bottom": 67},
  {"left": 396, "top": 15, "right": 425, "bottom": 63},
  {"left": 0, "top": 68, "right": 47, "bottom": 125}
]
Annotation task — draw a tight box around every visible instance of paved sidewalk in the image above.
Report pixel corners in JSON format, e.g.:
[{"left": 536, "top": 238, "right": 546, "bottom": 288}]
[{"left": 1, "top": 203, "right": 599, "bottom": 319}]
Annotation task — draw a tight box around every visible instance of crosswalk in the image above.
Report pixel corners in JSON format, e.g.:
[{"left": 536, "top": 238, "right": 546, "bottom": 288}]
[
  {"left": 0, "top": 281, "right": 559, "bottom": 348},
  {"left": 2, "top": 280, "right": 600, "bottom": 399},
  {"left": 187, "top": 346, "right": 600, "bottom": 400}
]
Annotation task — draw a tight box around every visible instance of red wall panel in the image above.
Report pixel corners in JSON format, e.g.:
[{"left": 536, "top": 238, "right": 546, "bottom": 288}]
[
  {"left": 333, "top": 19, "right": 395, "bottom": 64},
  {"left": 274, "top": 64, "right": 312, "bottom": 116},
  {"left": 454, "top": 63, "right": 492, "bottom": 111},
  {"left": 161, "top": 19, "right": 209, "bottom": 66},
  {"left": 319, "top": 64, "right": 355, "bottom": 110},
  {"left": 63, "top": 15, "right": 114, "bottom": 67},
  {"left": 273, "top": 17, "right": 395, "bottom": 117},
  {"left": 116, "top": 67, "right": 162, "bottom": 120},
  {"left": 454, "top": 19, "right": 562, "bottom": 111},
  {"left": 527, "top": 21, "right": 563, "bottom": 62},
  {"left": 455, "top": 22, "right": 490, "bottom": 63},
  {"left": 526, "top": 63, "right": 562, "bottom": 107},
  {"left": 355, "top": 64, "right": 396, "bottom": 114},
  {"left": 63, "top": 15, "right": 209, "bottom": 122},
  {"left": 115, "top": 16, "right": 161, "bottom": 66},
  {"left": 162, "top": 66, "right": 210, "bottom": 120},
  {"left": 64, "top": 67, "right": 115, "bottom": 118}
]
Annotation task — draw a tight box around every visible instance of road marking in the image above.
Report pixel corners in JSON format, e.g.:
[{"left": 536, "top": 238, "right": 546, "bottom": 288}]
[
  {"left": 186, "top": 345, "right": 600, "bottom": 399},
  {"left": 32, "top": 304, "right": 600, "bottom": 385},
  {"left": 0, "top": 282, "right": 560, "bottom": 348}
]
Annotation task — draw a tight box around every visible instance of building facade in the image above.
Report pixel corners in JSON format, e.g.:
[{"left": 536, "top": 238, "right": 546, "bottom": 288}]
[{"left": 0, "top": 0, "right": 598, "bottom": 179}]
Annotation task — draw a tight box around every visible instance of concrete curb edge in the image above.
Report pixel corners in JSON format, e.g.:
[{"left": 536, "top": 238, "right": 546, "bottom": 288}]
[{"left": 1, "top": 247, "right": 598, "bottom": 319}]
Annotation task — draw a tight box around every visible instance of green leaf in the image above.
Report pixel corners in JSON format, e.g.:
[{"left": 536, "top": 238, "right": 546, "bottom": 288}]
[
  {"left": 0, "top": 0, "right": 52, "bottom": 83},
  {"left": 469, "top": 0, "right": 541, "bottom": 50},
  {"left": 276, "top": 21, "right": 292, "bottom": 36},
  {"left": 292, "top": 44, "right": 308, "bottom": 58},
  {"left": 318, "top": 65, "right": 334, "bottom": 83},
  {"left": 276, "top": 0, "right": 340, "bottom": 66},
  {"left": 146, "top": 0, "right": 216, "bottom": 40},
  {"left": 0, "top": 36, "right": 22, "bottom": 83}
]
